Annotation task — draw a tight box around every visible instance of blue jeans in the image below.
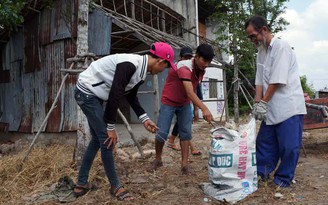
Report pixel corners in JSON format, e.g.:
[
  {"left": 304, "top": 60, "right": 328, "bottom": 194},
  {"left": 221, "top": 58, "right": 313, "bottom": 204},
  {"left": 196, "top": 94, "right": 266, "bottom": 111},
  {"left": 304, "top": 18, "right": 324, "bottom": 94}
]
[
  {"left": 256, "top": 115, "right": 303, "bottom": 187},
  {"left": 156, "top": 104, "right": 192, "bottom": 142},
  {"left": 171, "top": 104, "right": 194, "bottom": 136},
  {"left": 74, "top": 87, "right": 120, "bottom": 187},
  {"left": 171, "top": 123, "right": 179, "bottom": 136}
]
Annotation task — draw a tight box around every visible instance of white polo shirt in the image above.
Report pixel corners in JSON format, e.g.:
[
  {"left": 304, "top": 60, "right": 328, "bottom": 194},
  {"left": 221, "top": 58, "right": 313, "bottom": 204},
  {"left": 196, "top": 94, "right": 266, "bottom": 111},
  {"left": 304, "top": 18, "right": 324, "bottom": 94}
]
[{"left": 255, "top": 37, "right": 306, "bottom": 125}]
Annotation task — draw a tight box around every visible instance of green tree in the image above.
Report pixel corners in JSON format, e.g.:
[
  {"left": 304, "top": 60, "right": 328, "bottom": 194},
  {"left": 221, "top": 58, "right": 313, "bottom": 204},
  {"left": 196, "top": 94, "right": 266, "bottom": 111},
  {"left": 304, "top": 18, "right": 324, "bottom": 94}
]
[
  {"left": 300, "top": 75, "right": 315, "bottom": 98},
  {"left": 0, "top": 0, "right": 26, "bottom": 29},
  {"left": 209, "top": 0, "right": 290, "bottom": 116}
]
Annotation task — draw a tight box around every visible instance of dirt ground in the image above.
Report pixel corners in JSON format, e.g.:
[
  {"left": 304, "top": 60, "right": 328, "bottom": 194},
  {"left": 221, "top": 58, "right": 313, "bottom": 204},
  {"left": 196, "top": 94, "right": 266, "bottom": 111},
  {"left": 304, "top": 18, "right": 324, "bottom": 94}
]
[{"left": 0, "top": 120, "right": 328, "bottom": 205}]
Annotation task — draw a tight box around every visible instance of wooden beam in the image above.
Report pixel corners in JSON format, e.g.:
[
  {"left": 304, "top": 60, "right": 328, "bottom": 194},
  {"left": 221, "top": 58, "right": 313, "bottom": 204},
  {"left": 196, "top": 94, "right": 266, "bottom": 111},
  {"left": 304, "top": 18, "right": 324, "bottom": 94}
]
[
  {"left": 28, "top": 6, "right": 40, "bottom": 13},
  {"left": 111, "top": 17, "right": 153, "bottom": 45},
  {"left": 111, "top": 35, "right": 139, "bottom": 41},
  {"left": 60, "top": 69, "right": 84, "bottom": 74},
  {"left": 111, "top": 30, "right": 135, "bottom": 35}
]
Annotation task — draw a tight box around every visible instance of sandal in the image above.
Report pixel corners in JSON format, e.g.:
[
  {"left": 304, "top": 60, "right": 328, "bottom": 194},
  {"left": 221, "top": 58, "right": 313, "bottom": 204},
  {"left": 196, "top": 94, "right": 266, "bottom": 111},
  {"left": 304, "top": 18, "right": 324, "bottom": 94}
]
[
  {"left": 191, "top": 150, "right": 202, "bottom": 156},
  {"left": 181, "top": 165, "right": 196, "bottom": 176},
  {"left": 167, "top": 142, "right": 181, "bottom": 151},
  {"left": 146, "top": 159, "right": 163, "bottom": 172},
  {"left": 73, "top": 182, "right": 98, "bottom": 197},
  {"left": 111, "top": 185, "right": 135, "bottom": 201}
]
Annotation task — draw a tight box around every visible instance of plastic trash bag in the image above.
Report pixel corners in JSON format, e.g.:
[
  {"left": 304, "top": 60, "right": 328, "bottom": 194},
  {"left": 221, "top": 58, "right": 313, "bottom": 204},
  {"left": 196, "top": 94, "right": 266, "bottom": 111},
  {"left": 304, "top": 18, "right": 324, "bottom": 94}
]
[{"left": 203, "top": 117, "right": 258, "bottom": 203}]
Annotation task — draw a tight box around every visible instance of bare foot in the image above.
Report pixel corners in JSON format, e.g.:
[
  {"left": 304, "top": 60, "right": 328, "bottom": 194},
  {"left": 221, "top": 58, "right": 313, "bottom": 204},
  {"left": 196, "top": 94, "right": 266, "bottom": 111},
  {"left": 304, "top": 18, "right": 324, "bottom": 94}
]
[
  {"left": 147, "top": 159, "right": 163, "bottom": 172},
  {"left": 181, "top": 165, "right": 196, "bottom": 175}
]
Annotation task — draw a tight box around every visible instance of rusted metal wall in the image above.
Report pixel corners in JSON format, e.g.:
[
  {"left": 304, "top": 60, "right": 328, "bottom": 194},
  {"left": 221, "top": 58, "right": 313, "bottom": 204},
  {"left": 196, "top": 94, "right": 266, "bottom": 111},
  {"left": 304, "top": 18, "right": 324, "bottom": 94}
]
[
  {"left": 0, "top": 0, "right": 114, "bottom": 133},
  {"left": 0, "top": 0, "right": 78, "bottom": 133},
  {"left": 88, "top": 8, "right": 111, "bottom": 56},
  {"left": 0, "top": 30, "right": 24, "bottom": 131},
  {"left": 304, "top": 98, "right": 328, "bottom": 130}
]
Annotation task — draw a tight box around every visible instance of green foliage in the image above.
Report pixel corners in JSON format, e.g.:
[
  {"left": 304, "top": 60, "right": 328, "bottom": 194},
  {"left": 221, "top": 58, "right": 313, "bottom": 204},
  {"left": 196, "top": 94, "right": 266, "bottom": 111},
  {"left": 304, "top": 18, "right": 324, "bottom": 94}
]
[
  {"left": 0, "top": 0, "right": 26, "bottom": 29},
  {"left": 300, "top": 75, "right": 315, "bottom": 98},
  {"left": 209, "top": 0, "right": 289, "bottom": 115}
]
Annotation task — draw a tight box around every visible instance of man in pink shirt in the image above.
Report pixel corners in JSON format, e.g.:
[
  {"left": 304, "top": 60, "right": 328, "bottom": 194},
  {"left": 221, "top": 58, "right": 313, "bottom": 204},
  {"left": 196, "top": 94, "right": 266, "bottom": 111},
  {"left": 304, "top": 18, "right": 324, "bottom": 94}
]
[{"left": 148, "top": 44, "right": 215, "bottom": 175}]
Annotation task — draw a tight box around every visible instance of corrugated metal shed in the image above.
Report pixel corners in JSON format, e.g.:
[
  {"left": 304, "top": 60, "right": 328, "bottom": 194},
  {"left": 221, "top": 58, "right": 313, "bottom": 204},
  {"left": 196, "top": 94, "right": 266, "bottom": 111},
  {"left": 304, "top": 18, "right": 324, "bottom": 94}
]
[{"left": 0, "top": 0, "right": 79, "bottom": 133}]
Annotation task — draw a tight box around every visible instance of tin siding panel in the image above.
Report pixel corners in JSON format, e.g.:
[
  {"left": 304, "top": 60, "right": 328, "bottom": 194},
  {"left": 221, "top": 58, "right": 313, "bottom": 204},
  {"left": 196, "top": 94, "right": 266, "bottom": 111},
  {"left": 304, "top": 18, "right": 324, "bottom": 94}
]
[
  {"left": 62, "top": 39, "right": 77, "bottom": 131},
  {"left": 40, "top": 8, "right": 52, "bottom": 45},
  {"left": 40, "top": 41, "right": 64, "bottom": 132},
  {"left": 88, "top": 9, "right": 111, "bottom": 56},
  {"left": 0, "top": 32, "right": 25, "bottom": 131},
  {"left": 10, "top": 28, "right": 24, "bottom": 61},
  {"left": 19, "top": 73, "right": 34, "bottom": 132},
  {"left": 9, "top": 61, "right": 23, "bottom": 131},
  {"left": 24, "top": 14, "right": 41, "bottom": 73},
  {"left": 2, "top": 61, "right": 22, "bottom": 131},
  {"left": 0, "top": 48, "right": 10, "bottom": 83},
  {"left": 32, "top": 68, "right": 48, "bottom": 132},
  {"left": 50, "top": 0, "right": 76, "bottom": 42}
]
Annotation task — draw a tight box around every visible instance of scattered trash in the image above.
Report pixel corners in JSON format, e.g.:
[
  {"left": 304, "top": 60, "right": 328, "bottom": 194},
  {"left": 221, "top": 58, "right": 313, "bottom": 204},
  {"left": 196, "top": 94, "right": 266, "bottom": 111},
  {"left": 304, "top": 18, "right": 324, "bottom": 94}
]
[
  {"left": 275, "top": 192, "right": 283, "bottom": 198},
  {"left": 225, "top": 119, "right": 238, "bottom": 130},
  {"left": 302, "top": 132, "right": 311, "bottom": 139},
  {"left": 132, "top": 149, "right": 155, "bottom": 159},
  {"left": 203, "top": 197, "right": 209, "bottom": 202},
  {"left": 30, "top": 176, "right": 76, "bottom": 203}
]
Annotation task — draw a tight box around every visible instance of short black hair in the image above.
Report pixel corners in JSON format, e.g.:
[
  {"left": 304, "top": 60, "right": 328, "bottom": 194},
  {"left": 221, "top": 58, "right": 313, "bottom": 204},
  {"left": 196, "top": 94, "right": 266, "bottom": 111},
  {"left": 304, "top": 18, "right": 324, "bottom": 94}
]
[
  {"left": 180, "top": 46, "right": 193, "bottom": 58},
  {"left": 196, "top": 44, "right": 214, "bottom": 61},
  {"left": 244, "top": 15, "right": 271, "bottom": 32}
]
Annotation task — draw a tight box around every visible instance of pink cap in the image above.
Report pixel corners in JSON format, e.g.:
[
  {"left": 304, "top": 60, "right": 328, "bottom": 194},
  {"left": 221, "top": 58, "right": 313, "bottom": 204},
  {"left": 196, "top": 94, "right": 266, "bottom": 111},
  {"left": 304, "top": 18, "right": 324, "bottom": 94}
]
[{"left": 149, "top": 42, "right": 177, "bottom": 71}]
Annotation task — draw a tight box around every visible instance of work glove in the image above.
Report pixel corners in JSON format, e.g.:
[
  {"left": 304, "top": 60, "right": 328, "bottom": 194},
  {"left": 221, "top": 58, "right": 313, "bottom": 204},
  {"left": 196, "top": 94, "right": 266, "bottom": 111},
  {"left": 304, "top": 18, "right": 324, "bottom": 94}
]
[
  {"left": 252, "top": 100, "right": 267, "bottom": 121},
  {"left": 252, "top": 102, "right": 258, "bottom": 117}
]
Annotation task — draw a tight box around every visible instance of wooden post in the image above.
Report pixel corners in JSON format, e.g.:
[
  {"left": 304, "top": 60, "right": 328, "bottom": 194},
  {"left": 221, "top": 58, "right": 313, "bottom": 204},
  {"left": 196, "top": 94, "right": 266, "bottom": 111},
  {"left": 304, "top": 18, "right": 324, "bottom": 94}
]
[
  {"left": 75, "top": 0, "right": 90, "bottom": 169},
  {"left": 233, "top": 55, "right": 239, "bottom": 124},
  {"left": 161, "top": 11, "right": 165, "bottom": 32},
  {"left": 130, "top": 0, "right": 135, "bottom": 19},
  {"left": 141, "top": 0, "right": 144, "bottom": 23},
  {"left": 152, "top": 74, "right": 159, "bottom": 122},
  {"left": 232, "top": 3, "right": 239, "bottom": 123},
  {"left": 223, "top": 68, "right": 229, "bottom": 121},
  {"left": 150, "top": 4, "right": 153, "bottom": 28}
]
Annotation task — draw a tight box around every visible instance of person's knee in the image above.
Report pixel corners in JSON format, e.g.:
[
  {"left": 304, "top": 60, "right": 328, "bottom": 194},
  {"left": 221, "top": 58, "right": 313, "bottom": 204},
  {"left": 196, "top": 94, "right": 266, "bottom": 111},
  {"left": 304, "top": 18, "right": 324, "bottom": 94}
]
[
  {"left": 179, "top": 132, "right": 192, "bottom": 141},
  {"left": 155, "top": 133, "right": 167, "bottom": 143}
]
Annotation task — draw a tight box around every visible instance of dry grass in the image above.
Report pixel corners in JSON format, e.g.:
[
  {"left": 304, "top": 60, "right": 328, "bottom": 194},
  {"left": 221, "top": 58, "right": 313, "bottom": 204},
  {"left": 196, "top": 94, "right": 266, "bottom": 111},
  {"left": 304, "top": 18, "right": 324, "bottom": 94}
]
[{"left": 0, "top": 144, "right": 108, "bottom": 204}]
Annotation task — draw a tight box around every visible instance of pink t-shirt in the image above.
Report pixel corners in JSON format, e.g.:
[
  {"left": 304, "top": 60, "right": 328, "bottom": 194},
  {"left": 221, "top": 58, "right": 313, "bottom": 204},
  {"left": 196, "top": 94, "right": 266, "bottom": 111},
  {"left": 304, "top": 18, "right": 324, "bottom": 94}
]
[{"left": 161, "top": 59, "right": 204, "bottom": 106}]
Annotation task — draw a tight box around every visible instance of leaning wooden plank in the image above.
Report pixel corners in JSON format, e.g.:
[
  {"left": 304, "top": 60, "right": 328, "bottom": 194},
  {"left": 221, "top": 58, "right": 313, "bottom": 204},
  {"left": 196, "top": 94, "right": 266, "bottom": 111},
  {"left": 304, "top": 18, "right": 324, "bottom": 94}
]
[{"left": 117, "top": 109, "right": 145, "bottom": 159}]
